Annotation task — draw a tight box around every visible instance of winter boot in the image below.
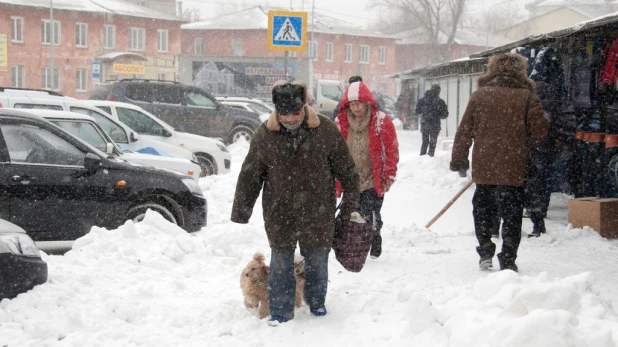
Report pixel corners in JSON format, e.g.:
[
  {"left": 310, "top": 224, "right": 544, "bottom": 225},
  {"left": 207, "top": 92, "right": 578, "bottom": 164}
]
[
  {"left": 528, "top": 212, "right": 546, "bottom": 238},
  {"left": 497, "top": 253, "right": 518, "bottom": 272},
  {"left": 268, "top": 315, "right": 290, "bottom": 327},
  {"left": 370, "top": 234, "right": 382, "bottom": 259},
  {"left": 479, "top": 256, "right": 493, "bottom": 270},
  {"left": 310, "top": 306, "right": 328, "bottom": 317}
]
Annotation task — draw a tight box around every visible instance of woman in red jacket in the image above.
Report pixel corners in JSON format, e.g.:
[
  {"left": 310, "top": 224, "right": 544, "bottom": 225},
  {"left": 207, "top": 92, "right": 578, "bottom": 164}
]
[{"left": 335, "top": 81, "right": 399, "bottom": 258}]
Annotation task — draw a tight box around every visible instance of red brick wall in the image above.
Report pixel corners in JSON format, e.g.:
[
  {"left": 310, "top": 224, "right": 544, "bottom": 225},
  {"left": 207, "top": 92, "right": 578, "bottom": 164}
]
[
  {"left": 182, "top": 29, "right": 400, "bottom": 97},
  {"left": 0, "top": 4, "right": 182, "bottom": 98}
]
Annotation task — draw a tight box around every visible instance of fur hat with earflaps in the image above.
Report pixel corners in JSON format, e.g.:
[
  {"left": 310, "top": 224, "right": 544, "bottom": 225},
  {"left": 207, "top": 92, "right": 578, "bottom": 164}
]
[{"left": 477, "top": 53, "right": 535, "bottom": 90}]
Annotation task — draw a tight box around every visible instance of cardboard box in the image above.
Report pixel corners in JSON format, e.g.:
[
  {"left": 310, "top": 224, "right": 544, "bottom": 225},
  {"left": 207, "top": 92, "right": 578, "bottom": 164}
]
[{"left": 568, "top": 198, "right": 618, "bottom": 239}]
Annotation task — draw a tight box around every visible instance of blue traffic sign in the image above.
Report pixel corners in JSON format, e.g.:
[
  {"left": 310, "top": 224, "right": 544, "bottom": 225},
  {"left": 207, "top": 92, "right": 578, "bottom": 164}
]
[
  {"left": 92, "top": 61, "right": 101, "bottom": 81},
  {"left": 268, "top": 10, "right": 307, "bottom": 51}
]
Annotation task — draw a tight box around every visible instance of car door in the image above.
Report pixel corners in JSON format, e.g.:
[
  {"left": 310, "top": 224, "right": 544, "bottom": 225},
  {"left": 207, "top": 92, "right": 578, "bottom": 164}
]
[
  {"left": 0, "top": 118, "right": 118, "bottom": 241},
  {"left": 115, "top": 106, "right": 179, "bottom": 148},
  {"left": 148, "top": 84, "right": 188, "bottom": 133},
  {"left": 182, "top": 87, "right": 231, "bottom": 138}
]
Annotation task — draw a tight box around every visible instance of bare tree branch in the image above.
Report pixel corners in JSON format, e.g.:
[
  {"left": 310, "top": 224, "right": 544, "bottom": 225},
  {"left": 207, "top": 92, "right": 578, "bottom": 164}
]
[{"left": 371, "top": 0, "right": 467, "bottom": 63}]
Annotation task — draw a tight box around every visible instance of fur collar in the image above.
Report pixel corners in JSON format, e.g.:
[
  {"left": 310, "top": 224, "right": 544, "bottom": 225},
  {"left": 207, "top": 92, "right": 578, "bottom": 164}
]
[{"left": 266, "top": 105, "right": 320, "bottom": 131}]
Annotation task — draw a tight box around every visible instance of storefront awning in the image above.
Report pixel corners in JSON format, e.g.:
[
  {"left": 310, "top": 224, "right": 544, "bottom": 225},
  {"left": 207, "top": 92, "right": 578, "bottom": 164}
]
[{"left": 96, "top": 52, "right": 149, "bottom": 62}]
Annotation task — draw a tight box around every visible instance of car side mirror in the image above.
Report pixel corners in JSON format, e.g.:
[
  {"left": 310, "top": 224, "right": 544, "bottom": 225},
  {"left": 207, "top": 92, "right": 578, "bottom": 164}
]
[
  {"left": 130, "top": 132, "right": 138, "bottom": 142},
  {"left": 162, "top": 128, "right": 173, "bottom": 137},
  {"left": 106, "top": 143, "right": 114, "bottom": 155},
  {"left": 84, "top": 153, "right": 102, "bottom": 172}
]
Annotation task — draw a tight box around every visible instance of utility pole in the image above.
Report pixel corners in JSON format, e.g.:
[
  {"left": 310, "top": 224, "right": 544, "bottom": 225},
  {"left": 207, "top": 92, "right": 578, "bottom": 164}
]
[{"left": 49, "top": 0, "right": 55, "bottom": 90}]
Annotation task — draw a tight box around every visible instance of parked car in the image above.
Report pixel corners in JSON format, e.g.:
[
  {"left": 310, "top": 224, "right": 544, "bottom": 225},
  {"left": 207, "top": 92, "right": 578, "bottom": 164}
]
[
  {"left": 90, "top": 80, "right": 262, "bottom": 144},
  {"left": 0, "top": 218, "right": 48, "bottom": 300},
  {"left": 0, "top": 89, "right": 199, "bottom": 163},
  {"left": 0, "top": 108, "right": 207, "bottom": 241},
  {"left": 23, "top": 109, "right": 202, "bottom": 181},
  {"left": 83, "top": 100, "right": 231, "bottom": 177},
  {"left": 215, "top": 96, "right": 274, "bottom": 123}
]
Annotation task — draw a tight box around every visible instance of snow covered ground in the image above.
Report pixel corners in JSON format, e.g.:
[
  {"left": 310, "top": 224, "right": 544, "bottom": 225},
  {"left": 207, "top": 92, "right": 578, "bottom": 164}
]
[{"left": 2, "top": 129, "right": 618, "bottom": 346}]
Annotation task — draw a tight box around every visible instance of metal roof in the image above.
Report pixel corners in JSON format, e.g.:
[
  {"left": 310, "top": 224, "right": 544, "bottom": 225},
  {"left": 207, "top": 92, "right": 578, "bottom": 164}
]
[
  {"left": 182, "top": 6, "right": 394, "bottom": 38},
  {"left": 391, "top": 57, "right": 488, "bottom": 79},
  {"left": 96, "top": 52, "right": 149, "bottom": 62},
  {"left": 1, "top": 0, "right": 185, "bottom": 22}
]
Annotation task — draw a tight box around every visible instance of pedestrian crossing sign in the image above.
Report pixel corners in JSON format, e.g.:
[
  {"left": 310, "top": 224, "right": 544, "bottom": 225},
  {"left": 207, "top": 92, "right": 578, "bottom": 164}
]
[{"left": 267, "top": 10, "right": 307, "bottom": 51}]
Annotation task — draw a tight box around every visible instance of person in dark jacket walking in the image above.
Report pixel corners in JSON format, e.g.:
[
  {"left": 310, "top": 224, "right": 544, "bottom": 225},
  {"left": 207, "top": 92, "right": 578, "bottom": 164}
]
[
  {"left": 416, "top": 85, "right": 448, "bottom": 156},
  {"left": 450, "top": 53, "right": 549, "bottom": 272},
  {"left": 231, "top": 80, "right": 360, "bottom": 325}
]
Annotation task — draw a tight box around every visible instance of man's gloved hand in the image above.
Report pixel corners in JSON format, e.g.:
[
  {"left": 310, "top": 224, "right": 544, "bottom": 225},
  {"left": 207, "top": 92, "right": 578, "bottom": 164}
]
[
  {"left": 340, "top": 201, "right": 360, "bottom": 219},
  {"left": 458, "top": 169, "right": 467, "bottom": 178}
]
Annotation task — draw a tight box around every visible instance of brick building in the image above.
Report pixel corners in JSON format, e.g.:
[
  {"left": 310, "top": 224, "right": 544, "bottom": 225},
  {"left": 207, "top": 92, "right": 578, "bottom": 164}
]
[
  {"left": 0, "top": 0, "right": 184, "bottom": 98},
  {"left": 181, "top": 7, "right": 400, "bottom": 96}
]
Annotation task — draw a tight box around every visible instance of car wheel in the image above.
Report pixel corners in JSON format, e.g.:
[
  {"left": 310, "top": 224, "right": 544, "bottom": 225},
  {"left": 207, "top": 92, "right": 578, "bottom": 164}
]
[
  {"left": 230, "top": 125, "right": 254, "bottom": 143},
  {"left": 126, "top": 202, "right": 177, "bottom": 225},
  {"left": 196, "top": 154, "right": 216, "bottom": 177}
]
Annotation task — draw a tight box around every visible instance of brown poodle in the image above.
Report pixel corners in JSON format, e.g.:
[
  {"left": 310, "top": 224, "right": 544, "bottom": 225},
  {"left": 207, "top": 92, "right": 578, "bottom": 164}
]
[
  {"left": 293, "top": 254, "right": 306, "bottom": 308},
  {"left": 240, "top": 253, "right": 306, "bottom": 319},
  {"left": 240, "top": 252, "right": 270, "bottom": 319}
]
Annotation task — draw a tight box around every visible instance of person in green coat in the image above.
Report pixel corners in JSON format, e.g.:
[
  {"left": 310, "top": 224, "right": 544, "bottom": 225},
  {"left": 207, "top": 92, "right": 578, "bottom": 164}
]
[{"left": 231, "top": 80, "right": 360, "bottom": 325}]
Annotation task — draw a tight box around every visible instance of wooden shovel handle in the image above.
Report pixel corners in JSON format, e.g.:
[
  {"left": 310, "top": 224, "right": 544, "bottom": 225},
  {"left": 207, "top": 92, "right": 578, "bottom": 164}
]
[{"left": 425, "top": 180, "right": 474, "bottom": 229}]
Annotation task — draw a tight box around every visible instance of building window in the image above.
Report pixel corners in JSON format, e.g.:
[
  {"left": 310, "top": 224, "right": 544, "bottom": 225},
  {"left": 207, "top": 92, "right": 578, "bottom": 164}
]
[
  {"left": 359, "top": 45, "right": 369, "bottom": 64},
  {"left": 104, "top": 25, "right": 116, "bottom": 49},
  {"left": 344, "top": 44, "right": 352, "bottom": 63},
  {"left": 76, "top": 69, "right": 87, "bottom": 92},
  {"left": 308, "top": 41, "right": 318, "bottom": 61},
  {"left": 194, "top": 38, "right": 204, "bottom": 56},
  {"left": 157, "top": 29, "right": 168, "bottom": 52},
  {"left": 326, "top": 42, "right": 333, "bottom": 62},
  {"left": 11, "top": 65, "right": 25, "bottom": 88},
  {"left": 42, "top": 67, "right": 59, "bottom": 90},
  {"left": 232, "top": 39, "right": 244, "bottom": 56},
  {"left": 158, "top": 71, "right": 169, "bottom": 81},
  {"left": 128, "top": 27, "right": 145, "bottom": 51},
  {"left": 378, "top": 46, "right": 386, "bottom": 65},
  {"left": 76, "top": 23, "right": 88, "bottom": 47},
  {"left": 11, "top": 17, "right": 24, "bottom": 43},
  {"left": 41, "top": 20, "right": 61, "bottom": 45}
]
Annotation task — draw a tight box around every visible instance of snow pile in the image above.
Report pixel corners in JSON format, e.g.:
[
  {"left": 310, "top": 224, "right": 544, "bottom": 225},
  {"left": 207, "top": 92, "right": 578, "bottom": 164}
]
[{"left": 2, "top": 130, "right": 618, "bottom": 346}]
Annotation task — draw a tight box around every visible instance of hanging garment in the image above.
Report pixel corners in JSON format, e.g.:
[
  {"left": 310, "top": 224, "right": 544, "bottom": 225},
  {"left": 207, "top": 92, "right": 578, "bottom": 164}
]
[{"left": 599, "top": 37, "right": 618, "bottom": 91}]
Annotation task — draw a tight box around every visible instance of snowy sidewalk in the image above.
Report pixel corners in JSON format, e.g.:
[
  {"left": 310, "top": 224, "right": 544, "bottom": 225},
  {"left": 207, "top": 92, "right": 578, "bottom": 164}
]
[{"left": 1, "top": 130, "right": 617, "bottom": 347}]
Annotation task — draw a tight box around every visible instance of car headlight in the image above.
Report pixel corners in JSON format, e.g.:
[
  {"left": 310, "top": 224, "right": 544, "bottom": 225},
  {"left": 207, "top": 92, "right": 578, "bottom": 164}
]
[
  {"left": 0, "top": 233, "right": 41, "bottom": 257},
  {"left": 182, "top": 178, "right": 203, "bottom": 196},
  {"left": 216, "top": 142, "right": 228, "bottom": 153}
]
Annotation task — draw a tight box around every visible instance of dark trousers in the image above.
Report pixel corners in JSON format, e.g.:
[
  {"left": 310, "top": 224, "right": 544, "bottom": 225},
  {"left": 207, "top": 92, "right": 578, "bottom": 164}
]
[
  {"left": 473, "top": 184, "right": 525, "bottom": 266},
  {"left": 359, "top": 188, "right": 384, "bottom": 236},
  {"left": 420, "top": 130, "right": 439, "bottom": 157},
  {"left": 269, "top": 247, "right": 330, "bottom": 320}
]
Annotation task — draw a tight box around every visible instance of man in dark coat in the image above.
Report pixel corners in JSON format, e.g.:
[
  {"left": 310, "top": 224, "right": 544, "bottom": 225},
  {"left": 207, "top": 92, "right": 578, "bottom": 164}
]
[
  {"left": 416, "top": 85, "right": 448, "bottom": 156},
  {"left": 450, "top": 53, "right": 549, "bottom": 272},
  {"left": 231, "top": 81, "right": 360, "bottom": 325}
]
